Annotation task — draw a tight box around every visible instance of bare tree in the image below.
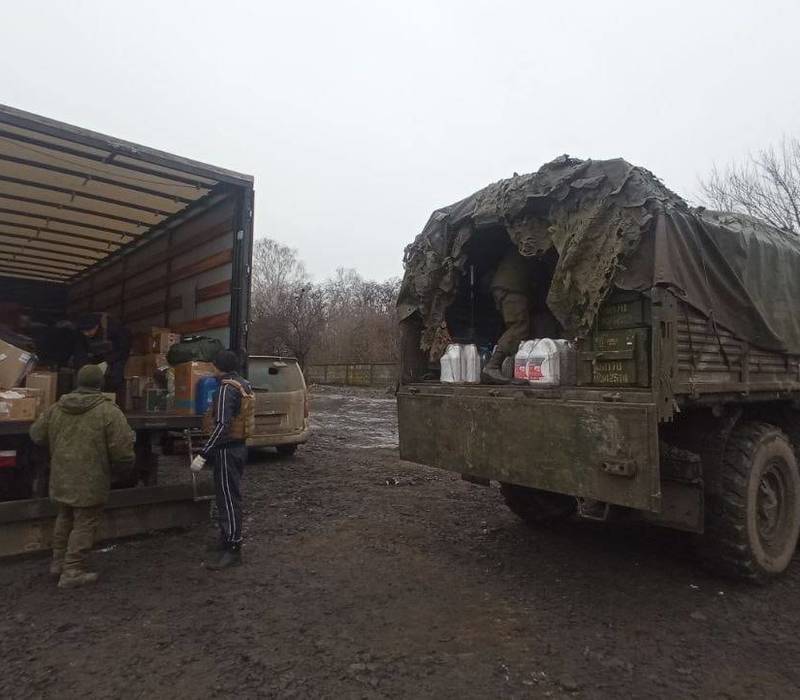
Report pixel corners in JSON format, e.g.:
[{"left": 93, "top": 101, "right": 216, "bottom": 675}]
[
  {"left": 249, "top": 238, "right": 324, "bottom": 363},
  {"left": 249, "top": 241, "right": 401, "bottom": 366},
  {"left": 700, "top": 137, "right": 800, "bottom": 233},
  {"left": 282, "top": 284, "right": 327, "bottom": 369},
  {"left": 309, "top": 269, "right": 400, "bottom": 365}
]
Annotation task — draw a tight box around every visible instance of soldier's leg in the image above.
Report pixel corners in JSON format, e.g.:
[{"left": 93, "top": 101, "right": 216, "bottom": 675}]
[
  {"left": 484, "top": 291, "right": 531, "bottom": 383},
  {"left": 497, "top": 292, "right": 531, "bottom": 355},
  {"left": 63, "top": 505, "right": 104, "bottom": 574},
  {"left": 50, "top": 504, "right": 73, "bottom": 575}
]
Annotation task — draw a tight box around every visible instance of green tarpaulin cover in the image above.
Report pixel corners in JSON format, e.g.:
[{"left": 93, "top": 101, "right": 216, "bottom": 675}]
[{"left": 398, "top": 156, "right": 800, "bottom": 356}]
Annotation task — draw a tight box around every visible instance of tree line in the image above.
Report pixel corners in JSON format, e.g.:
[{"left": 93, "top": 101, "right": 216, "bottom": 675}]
[{"left": 249, "top": 238, "right": 400, "bottom": 368}]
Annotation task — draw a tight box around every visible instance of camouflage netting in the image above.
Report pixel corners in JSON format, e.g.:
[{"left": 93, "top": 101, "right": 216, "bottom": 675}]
[{"left": 398, "top": 156, "right": 800, "bottom": 358}]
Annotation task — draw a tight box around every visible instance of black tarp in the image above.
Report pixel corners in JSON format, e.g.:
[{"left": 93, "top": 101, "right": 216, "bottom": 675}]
[{"left": 398, "top": 156, "right": 800, "bottom": 357}]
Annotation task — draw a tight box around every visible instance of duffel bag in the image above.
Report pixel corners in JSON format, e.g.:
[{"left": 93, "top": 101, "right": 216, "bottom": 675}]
[{"left": 167, "top": 336, "right": 224, "bottom": 365}]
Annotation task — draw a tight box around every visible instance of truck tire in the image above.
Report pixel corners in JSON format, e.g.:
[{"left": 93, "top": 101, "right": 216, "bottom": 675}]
[
  {"left": 500, "top": 483, "right": 576, "bottom": 526},
  {"left": 277, "top": 444, "right": 298, "bottom": 457},
  {"left": 701, "top": 422, "right": 800, "bottom": 582}
]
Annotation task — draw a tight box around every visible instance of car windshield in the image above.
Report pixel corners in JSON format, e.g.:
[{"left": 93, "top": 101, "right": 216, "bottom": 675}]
[{"left": 247, "top": 358, "right": 305, "bottom": 392}]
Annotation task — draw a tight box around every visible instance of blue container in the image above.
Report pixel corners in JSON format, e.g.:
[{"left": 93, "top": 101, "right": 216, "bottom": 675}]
[{"left": 195, "top": 376, "right": 220, "bottom": 416}]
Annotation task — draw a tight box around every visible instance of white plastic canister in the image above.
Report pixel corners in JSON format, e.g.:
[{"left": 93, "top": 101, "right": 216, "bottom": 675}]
[
  {"left": 461, "top": 344, "right": 481, "bottom": 384},
  {"left": 440, "top": 344, "right": 462, "bottom": 383},
  {"left": 514, "top": 340, "right": 537, "bottom": 380},
  {"left": 527, "top": 338, "right": 561, "bottom": 386}
]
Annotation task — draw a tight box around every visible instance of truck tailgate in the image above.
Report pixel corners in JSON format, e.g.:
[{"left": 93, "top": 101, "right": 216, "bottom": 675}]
[{"left": 397, "top": 387, "right": 661, "bottom": 512}]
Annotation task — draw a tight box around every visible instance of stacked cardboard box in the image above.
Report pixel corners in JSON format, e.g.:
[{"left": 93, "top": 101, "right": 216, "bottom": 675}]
[
  {"left": 25, "top": 371, "right": 58, "bottom": 411},
  {"left": 0, "top": 338, "right": 35, "bottom": 389},
  {"left": 132, "top": 327, "right": 181, "bottom": 356},
  {"left": 174, "top": 361, "right": 215, "bottom": 415},
  {"left": 124, "top": 354, "right": 168, "bottom": 379},
  {"left": 0, "top": 389, "right": 37, "bottom": 421}
]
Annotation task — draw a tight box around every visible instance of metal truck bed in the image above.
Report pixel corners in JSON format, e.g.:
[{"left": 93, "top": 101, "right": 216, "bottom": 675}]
[{"left": 398, "top": 384, "right": 661, "bottom": 512}]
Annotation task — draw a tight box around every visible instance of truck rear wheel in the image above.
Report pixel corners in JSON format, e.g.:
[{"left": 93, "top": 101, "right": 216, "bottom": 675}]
[
  {"left": 500, "top": 483, "right": 576, "bottom": 526},
  {"left": 701, "top": 422, "right": 800, "bottom": 582}
]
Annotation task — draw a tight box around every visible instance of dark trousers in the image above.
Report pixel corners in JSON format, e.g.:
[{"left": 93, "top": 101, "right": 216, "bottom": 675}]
[{"left": 211, "top": 444, "right": 246, "bottom": 549}]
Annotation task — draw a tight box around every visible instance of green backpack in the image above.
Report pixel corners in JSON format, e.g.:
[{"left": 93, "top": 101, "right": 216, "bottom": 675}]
[{"left": 166, "top": 336, "right": 224, "bottom": 365}]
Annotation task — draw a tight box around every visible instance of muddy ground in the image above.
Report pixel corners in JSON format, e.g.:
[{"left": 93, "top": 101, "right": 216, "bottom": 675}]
[{"left": 2, "top": 386, "right": 800, "bottom": 699}]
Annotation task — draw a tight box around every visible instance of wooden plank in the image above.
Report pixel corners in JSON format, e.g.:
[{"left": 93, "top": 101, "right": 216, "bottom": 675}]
[
  {"left": 172, "top": 312, "right": 230, "bottom": 335},
  {"left": 0, "top": 484, "right": 214, "bottom": 557},
  {"left": 123, "top": 295, "right": 182, "bottom": 324},
  {"left": 126, "top": 249, "right": 232, "bottom": 300},
  {"left": 196, "top": 279, "right": 231, "bottom": 303},
  {"left": 68, "top": 220, "right": 233, "bottom": 303}
]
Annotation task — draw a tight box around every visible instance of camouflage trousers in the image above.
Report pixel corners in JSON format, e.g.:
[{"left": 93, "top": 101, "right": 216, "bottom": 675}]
[
  {"left": 52, "top": 503, "right": 104, "bottom": 573},
  {"left": 492, "top": 289, "right": 530, "bottom": 356}
]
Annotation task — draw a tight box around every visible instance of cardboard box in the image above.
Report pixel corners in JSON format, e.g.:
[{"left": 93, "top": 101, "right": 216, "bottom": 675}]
[
  {"left": 26, "top": 371, "right": 58, "bottom": 411},
  {"left": 124, "top": 354, "right": 168, "bottom": 379},
  {"left": 131, "top": 334, "right": 150, "bottom": 356},
  {"left": 0, "top": 338, "right": 35, "bottom": 389},
  {"left": 13, "top": 387, "right": 44, "bottom": 416},
  {"left": 0, "top": 391, "right": 37, "bottom": 421},
  {"left": 174, "top": 361, "right": 215, "bottom": 415},
  {"left": 151, "top": 328, "right": 181, "bottom": 354},
  {"left": 132, "top": 328, "right": 181, "bottom": 355}
]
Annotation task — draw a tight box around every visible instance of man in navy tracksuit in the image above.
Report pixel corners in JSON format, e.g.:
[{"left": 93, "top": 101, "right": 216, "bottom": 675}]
[{"left": 191, "top": 350, "right": 253, "bottom": 570}]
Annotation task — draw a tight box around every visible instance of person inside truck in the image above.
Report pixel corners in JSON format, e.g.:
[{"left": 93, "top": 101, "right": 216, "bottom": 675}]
[
  {"left": 72, "top": 314, "right": 132, "bottom": 395},
  {"left": 480, "top": 244, "right": 561, "bottom": 384}
]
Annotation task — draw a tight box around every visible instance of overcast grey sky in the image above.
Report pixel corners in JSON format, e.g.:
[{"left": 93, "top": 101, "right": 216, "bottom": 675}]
[{"left": 2, "top": 1, "right": 798, "bottom": 281}]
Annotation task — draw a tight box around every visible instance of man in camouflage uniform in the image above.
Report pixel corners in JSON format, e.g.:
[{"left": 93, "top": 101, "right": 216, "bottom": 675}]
[
  {"left": 482, "top": 247, "right": 534, "bottom": 383},
  {"left": 30, "top": 364, "right": 134, "bottom": 588}
]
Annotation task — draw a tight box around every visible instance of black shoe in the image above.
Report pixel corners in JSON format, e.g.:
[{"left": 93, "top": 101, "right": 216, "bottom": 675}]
[
  {"left": 205, "top": 537, "right": 226, "bottom": 553},
  {"left": 205, "top": 548, "right": 242, "bottom": 570}
]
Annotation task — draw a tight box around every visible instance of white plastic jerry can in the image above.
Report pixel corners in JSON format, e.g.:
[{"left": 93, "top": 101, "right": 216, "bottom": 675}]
[
  {"left": 514, "top": 340, "right": 537, "bottom": 381},
  {"left": 440, "top": 344, "right": 462, "bottom": 383},
  {"left": 461, "top": 344, "right": 481, "bottom": 384},
  {"left": 527, "top": 338, "right": 561, "bottom": 386}
]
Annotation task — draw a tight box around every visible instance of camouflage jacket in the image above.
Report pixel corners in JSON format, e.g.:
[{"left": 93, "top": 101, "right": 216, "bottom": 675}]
[
  {"left": 30, "top": 389, "right": 135, "bottom": 507},
  {"left": 490, "top": 249, "right": 534, "bottom": 295}
]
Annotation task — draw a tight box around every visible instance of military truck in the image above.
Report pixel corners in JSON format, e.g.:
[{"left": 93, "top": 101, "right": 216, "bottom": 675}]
[{"left": 396, "top": 156, "right": 800, "bottom": 582}]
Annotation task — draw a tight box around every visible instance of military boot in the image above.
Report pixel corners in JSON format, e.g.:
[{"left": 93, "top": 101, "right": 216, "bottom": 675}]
[
  {"left": 482, "top": 350, "right": 510, "bottom": 384},
  {"left": 49, "top": 552, "right": 65, "bottom": 578},
  {"left": 57, "top": 570, "right": 100, "bottom": 589},
  {"left": 205, "top": 546, "right": 242, "bottom": 570}
]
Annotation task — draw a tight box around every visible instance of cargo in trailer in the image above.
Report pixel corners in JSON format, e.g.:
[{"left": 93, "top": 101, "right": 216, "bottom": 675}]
[{"left": 0, "top": 103, "right": 254, "bottom": 501}]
